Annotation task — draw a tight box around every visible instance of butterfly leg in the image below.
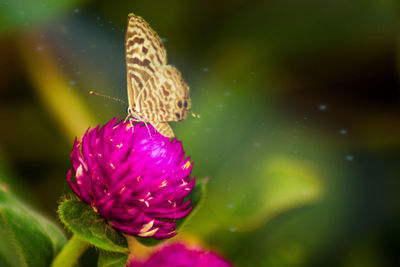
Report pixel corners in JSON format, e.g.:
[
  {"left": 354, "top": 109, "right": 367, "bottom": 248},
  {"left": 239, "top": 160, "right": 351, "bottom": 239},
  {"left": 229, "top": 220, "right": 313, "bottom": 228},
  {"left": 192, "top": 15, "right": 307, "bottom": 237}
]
[
  {"left": 128, "top": 118, "right": 137, "bottom": 133},
  {"left": 151, "top": 121, "right": 174, "bottom": 138},
  {"left": 142, "top": 121, "right": 152, "bottom": 139},
  {"left": 127, "top": 113, "right": 140, "bottom": 133},
  {"left": 126, "top": 108, "right": 141, "bottom": 129},
  {"left": 124, "top": 114, "right": 131, "bottom": 123},
  {"left": 124, "top": 107, "right": 135, "bottom": 123}
]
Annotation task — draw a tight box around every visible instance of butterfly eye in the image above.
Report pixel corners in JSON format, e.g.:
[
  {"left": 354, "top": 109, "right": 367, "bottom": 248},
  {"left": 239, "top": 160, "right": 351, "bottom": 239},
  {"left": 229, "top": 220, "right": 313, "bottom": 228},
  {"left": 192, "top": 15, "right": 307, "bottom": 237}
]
[{"left": 177, "top": 100, "right": 183, "bottom": 109}]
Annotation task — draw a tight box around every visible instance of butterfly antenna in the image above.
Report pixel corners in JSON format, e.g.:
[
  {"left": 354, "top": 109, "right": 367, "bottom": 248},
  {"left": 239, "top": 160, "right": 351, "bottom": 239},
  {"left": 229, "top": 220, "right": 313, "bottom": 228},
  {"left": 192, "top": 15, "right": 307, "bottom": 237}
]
[{"left": 89, "top": 90, "right": 127, "bottom": 105}]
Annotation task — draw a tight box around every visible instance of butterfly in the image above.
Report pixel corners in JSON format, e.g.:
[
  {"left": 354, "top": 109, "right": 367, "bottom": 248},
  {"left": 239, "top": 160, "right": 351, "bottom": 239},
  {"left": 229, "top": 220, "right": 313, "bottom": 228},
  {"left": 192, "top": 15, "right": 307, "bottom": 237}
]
[{"left": 125, "top": 13, "right": 191, "bottom": 138}]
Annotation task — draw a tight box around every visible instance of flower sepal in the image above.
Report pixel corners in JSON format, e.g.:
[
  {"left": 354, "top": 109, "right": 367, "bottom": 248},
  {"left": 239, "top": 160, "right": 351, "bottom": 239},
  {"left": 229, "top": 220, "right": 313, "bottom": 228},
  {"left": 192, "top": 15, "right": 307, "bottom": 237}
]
[
  {"left": 98, "top": 251, "right": 128, "bottom": 267},
  {"left": 58, "top": 198, "right": 129, "bottom": 253}
]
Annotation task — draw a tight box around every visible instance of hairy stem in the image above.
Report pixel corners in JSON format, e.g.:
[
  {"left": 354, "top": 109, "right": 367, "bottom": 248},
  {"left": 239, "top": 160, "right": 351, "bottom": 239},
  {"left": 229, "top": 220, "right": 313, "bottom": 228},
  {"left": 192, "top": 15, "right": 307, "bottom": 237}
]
[{"left": 51, "top": 234, "right": 89, "bottom": 267}]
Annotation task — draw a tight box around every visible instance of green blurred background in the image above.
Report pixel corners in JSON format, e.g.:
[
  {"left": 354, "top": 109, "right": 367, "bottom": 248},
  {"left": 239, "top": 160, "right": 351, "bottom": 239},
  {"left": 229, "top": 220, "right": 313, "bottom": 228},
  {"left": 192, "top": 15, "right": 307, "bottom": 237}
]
[{"left": 0, "top": 0, "right": 399, "bottom": 266}]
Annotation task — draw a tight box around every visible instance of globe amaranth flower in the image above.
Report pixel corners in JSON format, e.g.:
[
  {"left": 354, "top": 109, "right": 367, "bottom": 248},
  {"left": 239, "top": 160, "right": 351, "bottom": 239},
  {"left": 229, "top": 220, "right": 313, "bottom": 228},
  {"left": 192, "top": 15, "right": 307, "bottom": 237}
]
[
  {"left": 128, "top": 243, "right": 233, "bottom": 267},
  {"left": 67, "top": 118, "right": 195, "bottom": 239}
]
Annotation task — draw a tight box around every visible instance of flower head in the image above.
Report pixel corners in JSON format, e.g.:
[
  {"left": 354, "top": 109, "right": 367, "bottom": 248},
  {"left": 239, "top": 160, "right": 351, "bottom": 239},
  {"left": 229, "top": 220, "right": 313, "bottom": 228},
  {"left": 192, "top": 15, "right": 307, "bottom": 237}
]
[
  {"left": 67, "top": 118, "right": 195, "bottom": 239},
  {"left": 128, "top": 243, "right": 233, "bottom": 267}
]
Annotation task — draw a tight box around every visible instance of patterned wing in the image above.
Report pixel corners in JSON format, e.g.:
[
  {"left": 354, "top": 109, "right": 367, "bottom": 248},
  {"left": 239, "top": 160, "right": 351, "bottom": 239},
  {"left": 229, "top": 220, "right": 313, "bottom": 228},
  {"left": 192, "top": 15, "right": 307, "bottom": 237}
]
[
  {"left": 136, "top": 65, "right": 191, "bottom": 124},
  {"left": 151, "top": 121, "right": 175, "bottom": 138},
  {"left": 125, "top": 13, "right": 167, "bottom": 110}
]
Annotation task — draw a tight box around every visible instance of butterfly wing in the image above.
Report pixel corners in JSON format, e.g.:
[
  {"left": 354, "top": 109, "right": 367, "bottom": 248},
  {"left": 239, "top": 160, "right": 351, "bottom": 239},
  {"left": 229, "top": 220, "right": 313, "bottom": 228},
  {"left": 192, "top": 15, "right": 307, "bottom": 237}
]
[
  {"left": 125, "top": 13, "right": 167, "bottom": 110},
  {"left": 125, "top": 14, "right": 191, "bottom": 138},
  {"left": 151, "top": 121, "right": 175, "bottom": 138},
  {"left": 137, "top": 65, "right": 191, "bottom": 124}
]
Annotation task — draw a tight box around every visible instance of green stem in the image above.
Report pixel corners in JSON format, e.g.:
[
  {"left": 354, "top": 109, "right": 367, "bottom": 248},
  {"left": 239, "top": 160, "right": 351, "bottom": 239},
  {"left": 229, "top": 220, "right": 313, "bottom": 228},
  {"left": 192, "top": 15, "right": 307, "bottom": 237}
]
[
  {"left": 124, "top": 234, "right": 138, "bottom": 264},
  {"left": 51, "top": 234, "right": 89, "bottom": 267}
]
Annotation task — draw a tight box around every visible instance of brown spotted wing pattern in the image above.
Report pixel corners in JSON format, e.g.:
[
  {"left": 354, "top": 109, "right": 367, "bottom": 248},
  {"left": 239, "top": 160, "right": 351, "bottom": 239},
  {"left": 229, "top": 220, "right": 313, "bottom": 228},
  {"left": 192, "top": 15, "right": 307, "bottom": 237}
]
[{"left": 125, "top": 13, "right": 191, "bottom": 138}]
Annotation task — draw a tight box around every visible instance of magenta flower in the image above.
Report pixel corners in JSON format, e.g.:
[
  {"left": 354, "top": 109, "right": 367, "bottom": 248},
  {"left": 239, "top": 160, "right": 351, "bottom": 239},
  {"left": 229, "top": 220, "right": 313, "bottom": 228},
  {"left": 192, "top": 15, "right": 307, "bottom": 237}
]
[
  {"left": 66, "top": 118, "right": 195, "bottom": 239},
  {"left": 128, "top": 243, "right": 233, "bottom": 267}
]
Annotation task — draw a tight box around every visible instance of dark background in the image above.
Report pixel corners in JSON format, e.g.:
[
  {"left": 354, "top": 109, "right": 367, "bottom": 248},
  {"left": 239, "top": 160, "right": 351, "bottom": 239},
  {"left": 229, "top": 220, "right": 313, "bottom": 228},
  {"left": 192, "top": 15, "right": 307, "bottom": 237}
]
[{"left": 0, "top": 0, "right": 399, "bottom": 266}]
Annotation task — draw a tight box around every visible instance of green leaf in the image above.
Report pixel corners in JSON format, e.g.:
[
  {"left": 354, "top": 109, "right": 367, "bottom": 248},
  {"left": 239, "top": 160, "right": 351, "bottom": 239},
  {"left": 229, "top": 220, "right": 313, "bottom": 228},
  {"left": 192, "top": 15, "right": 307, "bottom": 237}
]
[
  {"left": 0, "top": 186, "right": 67, "bottom": 267},
  {"left": 177, "top": 177, "right": 208, "bottom": 229},
  {"left": 189, "top": 153, "right": 324, "bottom": 236},
  {"left": 97, "top": 251, "right": 128, "bottom": 267},
  {"left": 228, "top": 155, "right": 324, "bottom": 231},
  {"left": 136, "top": 177, "right": 208, "bottom": 247},
  {"left": 58, "top": 199, "right": 128, "bottom": 253}
]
